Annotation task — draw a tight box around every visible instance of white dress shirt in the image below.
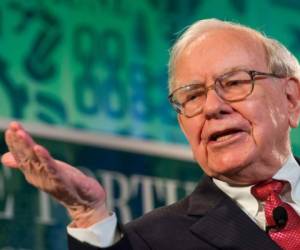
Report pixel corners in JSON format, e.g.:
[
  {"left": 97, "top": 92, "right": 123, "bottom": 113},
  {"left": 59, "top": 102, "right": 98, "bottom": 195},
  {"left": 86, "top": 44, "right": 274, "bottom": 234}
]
[
  {"left": 214, "top": 154, "right": 300, "bottom": 229},
  {"left": 67, "top": 212, "right": 119, "bottom": 247},
  {"left": 68, "top": 154, "right": 300, "bottom": 247}
]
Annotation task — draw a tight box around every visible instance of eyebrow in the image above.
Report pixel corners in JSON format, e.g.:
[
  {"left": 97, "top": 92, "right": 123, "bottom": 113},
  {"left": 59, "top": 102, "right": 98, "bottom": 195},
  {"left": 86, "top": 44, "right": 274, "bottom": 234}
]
[
  {"left": 173, "top": 65, "right": 253, "bottom": 90},
  {"left": 214, "top": 65, "right": 252, "bottom": 78},
  {"left": 174, "top": 80, "right": 206, "bottom": 90}
]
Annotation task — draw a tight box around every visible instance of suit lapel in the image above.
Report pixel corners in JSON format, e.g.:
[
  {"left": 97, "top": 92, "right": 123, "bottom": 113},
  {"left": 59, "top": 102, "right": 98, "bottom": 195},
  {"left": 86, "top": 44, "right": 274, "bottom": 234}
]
[
  {"left": 295, "top": 156, "right": 300, "bottom": 165},
  {"left": 187, "top": 176, "right": 281, "bottom": 249}
]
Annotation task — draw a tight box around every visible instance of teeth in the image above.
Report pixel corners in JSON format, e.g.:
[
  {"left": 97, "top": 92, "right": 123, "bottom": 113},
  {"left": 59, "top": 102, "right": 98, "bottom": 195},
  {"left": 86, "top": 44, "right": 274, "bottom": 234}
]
[{"left": 216, "top": 134, "right": 236, "bottom": 142}]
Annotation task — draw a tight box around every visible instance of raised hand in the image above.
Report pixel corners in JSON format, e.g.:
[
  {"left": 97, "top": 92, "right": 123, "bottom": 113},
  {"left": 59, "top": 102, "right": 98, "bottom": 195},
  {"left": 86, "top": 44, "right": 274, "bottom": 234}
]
[{"left": 1, "top": 122, "right": 110, "bottom": 227}]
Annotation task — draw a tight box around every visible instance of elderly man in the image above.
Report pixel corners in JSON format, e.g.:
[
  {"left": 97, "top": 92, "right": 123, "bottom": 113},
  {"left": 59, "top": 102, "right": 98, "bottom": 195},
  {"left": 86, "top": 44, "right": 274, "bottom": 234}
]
[{"left": 2, "top": 18, "right": 300, "bottom": 249}]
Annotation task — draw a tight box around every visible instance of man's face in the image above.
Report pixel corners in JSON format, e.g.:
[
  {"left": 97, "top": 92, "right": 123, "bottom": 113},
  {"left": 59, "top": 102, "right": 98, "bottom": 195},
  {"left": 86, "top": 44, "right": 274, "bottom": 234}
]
[{"left": 174, "top": 29, "right": 298, "bottom": 185}]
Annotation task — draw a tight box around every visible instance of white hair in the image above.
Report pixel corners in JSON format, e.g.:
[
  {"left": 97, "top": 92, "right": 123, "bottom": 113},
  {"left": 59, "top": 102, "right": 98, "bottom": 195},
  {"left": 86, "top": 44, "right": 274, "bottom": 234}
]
[{"left": 168, "top": 18, "right": 300, "bottom": 92}]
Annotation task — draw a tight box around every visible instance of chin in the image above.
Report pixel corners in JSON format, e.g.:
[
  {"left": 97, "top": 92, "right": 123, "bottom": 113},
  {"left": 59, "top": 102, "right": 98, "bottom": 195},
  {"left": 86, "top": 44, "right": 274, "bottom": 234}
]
[{"left": 204, "top": 150, "right": 257, "bottom": 179}]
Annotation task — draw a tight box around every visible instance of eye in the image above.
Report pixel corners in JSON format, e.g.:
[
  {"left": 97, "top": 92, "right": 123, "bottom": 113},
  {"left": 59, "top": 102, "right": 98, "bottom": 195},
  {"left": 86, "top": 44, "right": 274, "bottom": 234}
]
[
  {"left": 224, "top": 80, "right": 242, "bottom": 87},
  {"left": 222, "top": 79, "right": 251, "bottom": 88},
  {"left": 220, "top": 70, "right": 252, "bottom": 88},
  {"left": 187, "top": 94, "right": 199, "bottom": 101},
  {"left": 185, "top": 89, "right": 205, "bottom": 102}
]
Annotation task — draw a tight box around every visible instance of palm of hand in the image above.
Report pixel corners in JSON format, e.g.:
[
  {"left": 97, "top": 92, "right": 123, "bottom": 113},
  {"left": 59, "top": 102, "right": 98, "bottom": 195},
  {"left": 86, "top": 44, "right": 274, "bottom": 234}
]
[{"left": 1, "top": 122, "right": 109, "bottom": 227}]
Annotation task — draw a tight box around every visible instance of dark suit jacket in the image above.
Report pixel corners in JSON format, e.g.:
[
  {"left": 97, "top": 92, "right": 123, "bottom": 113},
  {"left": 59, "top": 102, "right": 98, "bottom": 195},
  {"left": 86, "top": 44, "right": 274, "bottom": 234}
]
[{"left": 68, "top": 171, "right": 293, "bottom": 250}]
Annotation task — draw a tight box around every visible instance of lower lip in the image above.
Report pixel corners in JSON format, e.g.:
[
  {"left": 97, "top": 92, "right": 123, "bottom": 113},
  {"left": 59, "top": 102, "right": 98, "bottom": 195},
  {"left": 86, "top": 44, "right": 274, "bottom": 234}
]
[{"left": 208, "top": 131, "right": 248, "bottom": 147}]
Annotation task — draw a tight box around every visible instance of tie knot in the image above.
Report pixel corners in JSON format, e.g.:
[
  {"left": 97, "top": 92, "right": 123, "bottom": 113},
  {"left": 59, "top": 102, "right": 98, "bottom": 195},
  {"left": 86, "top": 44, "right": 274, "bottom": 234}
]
[{"left": 251, "top": 179, "right": 286, "bottom": 201}]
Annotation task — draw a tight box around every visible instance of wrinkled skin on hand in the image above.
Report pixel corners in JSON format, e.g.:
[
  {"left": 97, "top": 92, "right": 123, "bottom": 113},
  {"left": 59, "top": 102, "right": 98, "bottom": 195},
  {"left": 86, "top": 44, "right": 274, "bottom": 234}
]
[{"left": 1, "top": 122, "right": 110, "bottom": 228}]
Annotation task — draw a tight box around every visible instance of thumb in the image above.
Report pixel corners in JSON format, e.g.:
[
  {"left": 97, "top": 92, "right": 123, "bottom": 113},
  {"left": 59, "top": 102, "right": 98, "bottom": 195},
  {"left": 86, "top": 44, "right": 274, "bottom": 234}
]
[{"left": 1, "top": 152, "right": 19, "bottom": 168}]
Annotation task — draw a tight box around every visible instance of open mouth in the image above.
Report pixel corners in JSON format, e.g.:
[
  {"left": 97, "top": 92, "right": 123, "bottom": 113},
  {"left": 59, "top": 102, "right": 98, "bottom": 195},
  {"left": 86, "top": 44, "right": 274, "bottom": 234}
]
[{"left": 209, "top": 128, "right": 245, "bottom": 142}]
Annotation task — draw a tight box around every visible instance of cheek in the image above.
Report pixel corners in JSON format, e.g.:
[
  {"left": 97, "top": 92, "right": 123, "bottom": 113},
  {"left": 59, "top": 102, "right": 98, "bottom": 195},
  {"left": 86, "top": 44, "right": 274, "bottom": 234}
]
[
  {"left": 254, "top": 84, "right": 289, "bottom": 124},
  {"left": 239, "top": 93, "right": 289, "bottom": 149},
  {"left": 180, "top": 118, "right": 206, "bottom": 156},
  {"left": 195, "top": 143, "right": 210, "bottom": 173},
  {"left": 181, "top": 119, "right": 209, "bottom": 169},
  {"left": 181, "top": 117, "right": 204, "bottom": 143}
]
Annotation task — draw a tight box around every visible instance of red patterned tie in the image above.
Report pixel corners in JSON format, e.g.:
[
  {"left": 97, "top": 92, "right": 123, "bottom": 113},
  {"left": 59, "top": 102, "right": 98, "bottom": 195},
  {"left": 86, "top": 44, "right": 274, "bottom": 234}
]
[{"left": 251, "top": 180, "right": 300, "bottom": 249}]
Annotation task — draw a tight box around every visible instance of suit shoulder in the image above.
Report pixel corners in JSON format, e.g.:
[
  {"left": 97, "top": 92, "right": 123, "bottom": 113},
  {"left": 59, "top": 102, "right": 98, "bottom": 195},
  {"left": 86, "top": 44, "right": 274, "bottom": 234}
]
[
  {"left": 125, "top": 196, "right": 192, "bottom": 230},
  {"left": 122, "top": 196, "right": 208, "bottom": 249}
]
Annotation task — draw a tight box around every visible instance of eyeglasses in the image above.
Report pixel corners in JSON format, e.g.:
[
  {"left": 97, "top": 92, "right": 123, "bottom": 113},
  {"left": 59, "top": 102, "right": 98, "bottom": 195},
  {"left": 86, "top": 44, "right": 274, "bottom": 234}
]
[{"left": 168, "top": 70, "right": 284, "bottom": 118}]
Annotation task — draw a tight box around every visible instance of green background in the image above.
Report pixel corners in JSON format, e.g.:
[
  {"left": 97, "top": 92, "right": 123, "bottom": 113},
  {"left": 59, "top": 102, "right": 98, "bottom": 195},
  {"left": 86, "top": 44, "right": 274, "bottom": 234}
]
[
  {"left": 0, "top": 0, "right": 299, "bottom": 151},
  {"left": 1, "top": 0, "right": 300, "bottom": 249},
  {"left": 0, "top": 132, "right": 200, "bottom": 250}
]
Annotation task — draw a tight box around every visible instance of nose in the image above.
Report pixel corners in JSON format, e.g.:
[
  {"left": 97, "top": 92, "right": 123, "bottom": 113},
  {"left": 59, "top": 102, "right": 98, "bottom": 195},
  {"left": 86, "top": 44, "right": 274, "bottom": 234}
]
[{"left": 202, "top": 88, "right": 233, "bottom": 119}]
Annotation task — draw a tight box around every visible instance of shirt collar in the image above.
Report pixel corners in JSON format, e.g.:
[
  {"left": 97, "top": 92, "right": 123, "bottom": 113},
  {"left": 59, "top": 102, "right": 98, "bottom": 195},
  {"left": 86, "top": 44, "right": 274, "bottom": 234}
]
[
  {"left": 213, "top": 177, "right": 259, "bottom": 218},
  {"left": 273, "top": 154, "right": 300, "bottom": 204},
  {"left": 213, "top": 155, "right": 300, "bottom": 218}
]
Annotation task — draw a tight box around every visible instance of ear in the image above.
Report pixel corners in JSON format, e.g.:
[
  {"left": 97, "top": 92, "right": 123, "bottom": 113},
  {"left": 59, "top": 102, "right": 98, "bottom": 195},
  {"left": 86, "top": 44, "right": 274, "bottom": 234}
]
[{"left": 285, "top": 77, "right": 300, "bottom": 128}]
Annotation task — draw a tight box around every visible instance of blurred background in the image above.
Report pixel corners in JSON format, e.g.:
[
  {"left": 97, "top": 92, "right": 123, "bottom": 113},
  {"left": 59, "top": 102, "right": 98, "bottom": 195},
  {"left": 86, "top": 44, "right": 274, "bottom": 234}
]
[{"left": 0, "top": 0, "right": 300, "bottom": 249}]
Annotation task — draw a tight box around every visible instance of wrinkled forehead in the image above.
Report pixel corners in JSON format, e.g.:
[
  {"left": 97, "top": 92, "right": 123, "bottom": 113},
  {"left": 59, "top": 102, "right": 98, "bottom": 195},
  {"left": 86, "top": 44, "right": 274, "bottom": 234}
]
[
  {"left": 172, "top": 28, "right": 268, "bottom": 89},
  {"left": 191, "top": 28, "right": 265, "bottom": 55}
]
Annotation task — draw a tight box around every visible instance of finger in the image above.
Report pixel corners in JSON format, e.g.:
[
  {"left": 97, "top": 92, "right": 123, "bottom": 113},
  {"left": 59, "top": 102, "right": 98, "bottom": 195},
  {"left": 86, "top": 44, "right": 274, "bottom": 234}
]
[
  {"left": 5, "top": 128, "right": 39, "bottom": 170},
  {"left": 34, "top": 145, "right": 57, "bottom": 175},
  {"left": 8, "top": 121, "right": 23, "bottom": 131},
  {"left": 16, "top": 129, "right": 36, "bottom": 150},
  {"left": 5, "top": 129, "right": 20, "bottom": 161},
  {"left": 15, "top": 130, "right": 40, "bottom": 171},
  {"left": 1, "top": 152, "right": 19, "bottom": 168},
  {"left": 5, "top": 123, "right": 34, "bottom": 152}
]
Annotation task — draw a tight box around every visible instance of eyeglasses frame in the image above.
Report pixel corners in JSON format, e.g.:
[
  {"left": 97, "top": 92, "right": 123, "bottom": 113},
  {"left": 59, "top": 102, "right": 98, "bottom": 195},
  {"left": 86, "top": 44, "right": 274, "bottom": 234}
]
[{"left": 168, "top": 70, "right": 285, "bottom": 118}]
